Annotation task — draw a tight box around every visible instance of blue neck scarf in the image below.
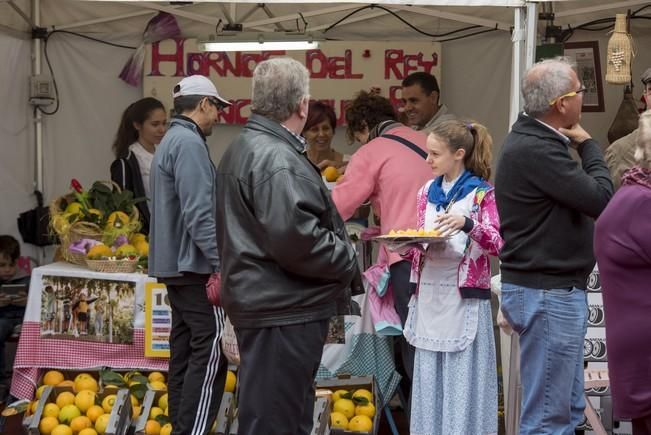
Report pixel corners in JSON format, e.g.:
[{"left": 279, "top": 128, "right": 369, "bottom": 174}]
[{"left": 427, "top": 170, "right": 483, "bottom": 211}]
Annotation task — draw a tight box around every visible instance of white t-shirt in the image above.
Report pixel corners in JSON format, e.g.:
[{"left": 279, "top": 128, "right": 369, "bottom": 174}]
[{"left": 129, "top": 142, "right": 154, "bottom": 208}]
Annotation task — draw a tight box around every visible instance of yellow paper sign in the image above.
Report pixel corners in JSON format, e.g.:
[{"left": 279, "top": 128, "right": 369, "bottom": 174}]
[{"left": 144, "top": 282, "right": 171, "bottom": 358}]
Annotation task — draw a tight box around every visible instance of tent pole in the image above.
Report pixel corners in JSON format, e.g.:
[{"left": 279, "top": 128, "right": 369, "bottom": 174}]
[
  {"left": 505, "top": 6, "right": 537, "bottom": 433},
  {"left": 32, "top": 0, "right": 44, "bottom": 195}
]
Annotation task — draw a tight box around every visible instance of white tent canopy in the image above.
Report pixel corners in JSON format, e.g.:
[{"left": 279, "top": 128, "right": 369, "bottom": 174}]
[{"left": 1, "top": 0, "right": 650, "bottom": 261}]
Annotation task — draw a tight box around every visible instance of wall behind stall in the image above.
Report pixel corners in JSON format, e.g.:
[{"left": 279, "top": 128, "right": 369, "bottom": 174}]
[
  {"left": 3, "top": 23, "right": 651, "bottom": 256},
  {"left": 0, "top": 35, "right": 36, "bottom": 259}
]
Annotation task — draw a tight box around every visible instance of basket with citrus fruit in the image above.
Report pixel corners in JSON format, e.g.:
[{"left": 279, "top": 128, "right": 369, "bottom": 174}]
[
  {"left": 50, "top": 179, "right": 144, "bottom": 266},
  {"left": 23, "top": 369, "right": 133, "bottom": 435}
]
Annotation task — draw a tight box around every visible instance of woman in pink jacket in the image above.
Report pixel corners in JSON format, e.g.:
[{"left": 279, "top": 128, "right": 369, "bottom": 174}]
[{"left": 404, "top": 119, "right": 503, "bottom": 435}]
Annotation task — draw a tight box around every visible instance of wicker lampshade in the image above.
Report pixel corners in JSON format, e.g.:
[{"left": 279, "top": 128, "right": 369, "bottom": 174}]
[{"left": 606, "top": 14, "right": 634, "bottom": 84}]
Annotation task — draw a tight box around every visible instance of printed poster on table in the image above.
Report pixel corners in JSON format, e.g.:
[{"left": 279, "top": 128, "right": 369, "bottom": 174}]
[
  {"left": 144, "top": 282, "right": 171, "bottom": 358},
  {"left": 144, "top": 39, "right": 442, "bottom": 125},
  {"left": 39, "top": 275, "right": 135, "bottom": 344}
]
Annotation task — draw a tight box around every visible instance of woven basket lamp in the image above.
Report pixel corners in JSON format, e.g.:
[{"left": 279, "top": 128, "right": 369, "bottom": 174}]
[{"left": 606, "top": 14, "right": 634, "bottom": 84}]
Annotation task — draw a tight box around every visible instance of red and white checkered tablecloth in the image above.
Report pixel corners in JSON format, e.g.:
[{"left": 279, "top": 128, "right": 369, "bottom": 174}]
[{"left": 11, "top": 322, "right": 168, "bottom": 400}]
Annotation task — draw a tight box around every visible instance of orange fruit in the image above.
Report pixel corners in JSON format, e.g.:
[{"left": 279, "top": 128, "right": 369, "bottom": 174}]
[
  {"left": 56, "top": 391, "right": 76, "bottom": 409},
  {"left": 51, "top": 424, "right": 73, "bottom": 435},
  {"left": 74, "top": 376, "right": 98, "bottom": 393},
  {"left": 74, "top": 390, "right": 96, "bottom": 413},
  {"left": 86, "top": 405, "right": 104, "bottom": 423},
  {"left": 70, "top": 415, "right": 93, "bottom": 432},
  {"left": 145, "top": 419, "right": 161, "bottom": 434},
  {"left": 322, "top": 166, "right": 339, "bottom": 182},
  {"left": 58, "top": 380, "right": 75, "bottom": 389},
  {"left": 39, "top": 416, "right": 59, "bottom": 434},
  {"left": 224, "top": 371, "right": 236, "bottom": 393},
  {"left": 43, "top": 370, "right": 65, "bottom": 386}
]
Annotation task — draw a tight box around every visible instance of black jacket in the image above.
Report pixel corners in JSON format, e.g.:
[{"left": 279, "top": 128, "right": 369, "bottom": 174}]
[
  {"left": 110, "top": 151, "right": 151, "bottom": 234},
  {"left": 216, "top": 114, "right": 361, "bottom": 328},
  {"left": 495, "top": 114, "right": 613, "bottom": 290}
]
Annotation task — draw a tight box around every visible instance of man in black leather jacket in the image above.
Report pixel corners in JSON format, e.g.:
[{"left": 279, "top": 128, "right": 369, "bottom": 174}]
[{"left": 216, "top": 58, "right": 360, "bottom": 435}]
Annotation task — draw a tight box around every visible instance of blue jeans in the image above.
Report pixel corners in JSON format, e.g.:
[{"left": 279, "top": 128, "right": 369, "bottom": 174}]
[{"left": 500, "top": 283, "right": 588, "bottom": 435}]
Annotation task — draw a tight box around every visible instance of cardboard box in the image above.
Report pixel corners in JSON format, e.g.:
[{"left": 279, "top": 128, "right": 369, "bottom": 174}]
[
  {"left": 315, "top": 375, "right": 379, "bottom": 435},
  {"left": 24, "top": 385, "right": 131, "bottom": 435},
  {"left": 310, "top": 396, "right": 331, "bottom": 435},
  {"left": 132, "top": 388, "right": 167, "bottom": 434}
]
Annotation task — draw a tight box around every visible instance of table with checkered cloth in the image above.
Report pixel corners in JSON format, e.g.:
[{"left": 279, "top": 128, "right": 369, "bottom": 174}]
[
  {"left": 317, "top": 293, "right": 401, "bottom": 407},
  {"left": 10, "top": 262, "right": 168, "bottom": 400}
]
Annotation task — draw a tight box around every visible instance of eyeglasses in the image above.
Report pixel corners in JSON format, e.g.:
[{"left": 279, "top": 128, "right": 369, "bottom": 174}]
[
  {"left": 549, "top": 87, "right": 587, "bottom": 106},
  {"left": 207, "top": 97, "right": 228, "bottom": 110}
]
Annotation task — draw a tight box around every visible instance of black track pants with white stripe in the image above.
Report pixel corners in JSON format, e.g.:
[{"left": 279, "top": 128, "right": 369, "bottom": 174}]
[{"left": 167, "top": 283, "right": 227, "bottom": 435}]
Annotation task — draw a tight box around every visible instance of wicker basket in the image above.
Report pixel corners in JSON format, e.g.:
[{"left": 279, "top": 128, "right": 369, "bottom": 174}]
[
  {"left": 86, "top": 258, "right": 139, "bottom": 273},
  {"left": 49, "top": 181, "right": 140, "bottom": 266}
]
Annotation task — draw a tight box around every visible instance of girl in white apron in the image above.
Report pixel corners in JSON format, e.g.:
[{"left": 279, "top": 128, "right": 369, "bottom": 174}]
[{"left": 403, "top": 120, "right": 503, "bottom": 435}]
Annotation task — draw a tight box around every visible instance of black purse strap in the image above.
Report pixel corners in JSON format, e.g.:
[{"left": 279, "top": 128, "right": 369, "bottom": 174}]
[{"left": 382, "top": 134, "right": 428, "bottom": 160}]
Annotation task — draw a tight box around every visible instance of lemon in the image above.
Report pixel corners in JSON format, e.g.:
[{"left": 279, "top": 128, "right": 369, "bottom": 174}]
[
  {"left": 355, "top": 402, "right": 376, "bottom": 418},
  {"left": 75, "top": 390, "right": 96, "bottom": 413},
  {"left": 79, "top": 429, "right": 98, "bottom": 435},
  {"left": 56, "top": 391, "right": 76, "bottom": 409},
  {"left": 51, "top": 424, "right": 73, "bottom": 435},
  {"left": 330, "top": 411, "right": 349, "bottom": 429},
  {"left": 147, "top": 371, "right": 165, "bottom": 383},
  {"left": 149, "top": 406, "right": 164, "bottom": 419},
  {"left": 58, "top": 404, "right": 81, "bottom": 425},
  {"left": 332, "top": 389, "right": 349, "bottom": 402},
  {"left": 101, "top": 394, "right": 117, "bottom": 413},
  {"left": 36, "top": 384, "right": 49, "bottom": 399},
  {"left": 39, "top": 416, "right": 60, "bottom": 435},
  {"left": 58, "top": 380, "right": 75, "bottom": 389},
  {"left": 75, "top": 377, "right": 99, "bottom": 393},
  {"left": 347, "top": 414, "right": 373, "bottom": 432},
  {"left": 157, "top": 393, "right": 168, "bottom": 410},
  {"left": 160, "top": 423, "right": 173, "bottom": 435},
  {"left": 43, "top": 370, "right": 65, "bottom": 386},
  {"left": 224, "top": 370, "right": 236, "bottom": 393},
  {"left": 352, "top": 388, "right": 373, "bottom": 403},
  {"left": 333, "top": 398, "right": 355, "bottom": 419},
  {"left": 95, "top": 413, "right": 110, "bottom": 434},
  {"left": 86, "top": 405, "right": 104, "bottom": 423},
  {"left": 148, "top": 380, "right": 167, "bottom": 391},
  {"left": 43, "top": 402, "right": 60, "bottom": 418}
]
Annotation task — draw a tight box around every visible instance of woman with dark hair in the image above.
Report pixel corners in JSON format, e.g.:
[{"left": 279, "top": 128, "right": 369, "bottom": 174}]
[
  {"left": 110, "top": 97, "right": 166, "bottom": 234},
  {"left": 302, "top": 100, "right": 345, "bottom": 170}
]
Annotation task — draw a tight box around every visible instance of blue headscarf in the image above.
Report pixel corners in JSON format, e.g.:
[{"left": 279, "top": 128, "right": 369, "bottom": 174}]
[{"left": 427, "top": 170, "right": 483, "bottom": 211}]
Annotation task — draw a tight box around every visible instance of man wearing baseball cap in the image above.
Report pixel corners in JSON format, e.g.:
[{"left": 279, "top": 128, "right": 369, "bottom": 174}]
[
  {"left": 149, "top": 75, "right": 231, "bottom": 434},
  {"left": 606, "top": 68, "right": 651, "bottom": 189}
]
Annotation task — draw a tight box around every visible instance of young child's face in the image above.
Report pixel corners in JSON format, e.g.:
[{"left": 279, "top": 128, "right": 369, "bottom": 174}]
[{"left": 0, "top": 253, "right": 17, "bottom": 281}]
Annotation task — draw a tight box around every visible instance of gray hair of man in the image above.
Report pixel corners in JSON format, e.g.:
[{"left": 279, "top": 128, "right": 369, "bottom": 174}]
[
  {"left": 634, "top": 110, "right": 651, "bottom": 169},
  {"left": 251, "top": 57, "right": 310, "bottom": 122},
  {"left": 522, "top": 57, "right": 577, "bottom": 119}
]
